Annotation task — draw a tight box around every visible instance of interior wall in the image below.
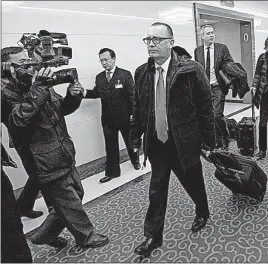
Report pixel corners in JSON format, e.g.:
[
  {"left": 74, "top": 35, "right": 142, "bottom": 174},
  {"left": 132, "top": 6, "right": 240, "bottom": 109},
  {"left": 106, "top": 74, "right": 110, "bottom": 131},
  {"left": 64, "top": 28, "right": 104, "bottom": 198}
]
[
  {"left": 213, "top": 22, "right": 242, "bottom": 63},
  {"left": 1, "top": 1, "right": 196, "bottom": 189},
  {"left": 193, "top": 0, "right": 268, "bottom": 60},
  {"left": 254, "top": 31, "right": 268, "bottom": 61},
  {"left": 212, "top": 21, "right": 242, "bottom": 101},
  {"left": 2, "top": 0, "right": 268, "bottom": 189}
]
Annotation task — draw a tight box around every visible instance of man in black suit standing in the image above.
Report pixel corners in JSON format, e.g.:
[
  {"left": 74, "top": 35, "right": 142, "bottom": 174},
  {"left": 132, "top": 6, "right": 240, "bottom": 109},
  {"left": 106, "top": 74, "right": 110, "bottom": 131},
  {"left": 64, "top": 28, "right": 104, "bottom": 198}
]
[
  {"left": 195, "top": 24, "right": 234, "bottom": 150},
  {"left": 130, "top": 22, "right": 215, "bottom": 256},
  {"left": 84, "top": 48, "right": 141, "bottom": 183}
]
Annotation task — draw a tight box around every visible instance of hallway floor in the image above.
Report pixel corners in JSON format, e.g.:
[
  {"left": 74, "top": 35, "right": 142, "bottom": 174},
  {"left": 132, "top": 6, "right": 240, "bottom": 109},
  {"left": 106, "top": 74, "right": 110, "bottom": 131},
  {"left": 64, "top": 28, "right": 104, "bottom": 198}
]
[
  {"left": 22, "top": 103, "right": 268, "bottom": 263},
  {"left": 27, "top": 142, "right": 268, "bottom": 263}
]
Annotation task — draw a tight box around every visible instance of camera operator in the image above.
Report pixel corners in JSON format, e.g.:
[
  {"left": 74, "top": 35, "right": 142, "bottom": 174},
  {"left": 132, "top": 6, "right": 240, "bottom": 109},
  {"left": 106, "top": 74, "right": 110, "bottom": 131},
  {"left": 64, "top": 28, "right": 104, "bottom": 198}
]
[{"left": 1, "top": 46, "right": 109, "bottom": 249}]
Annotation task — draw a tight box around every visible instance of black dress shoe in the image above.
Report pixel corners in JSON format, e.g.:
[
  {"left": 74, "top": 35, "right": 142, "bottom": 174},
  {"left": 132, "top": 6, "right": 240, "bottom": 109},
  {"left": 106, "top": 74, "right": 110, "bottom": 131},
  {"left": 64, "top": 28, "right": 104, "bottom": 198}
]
[
  {"left": 255, "top": 150, "right": 266, "bottom": 160},
  {"left": 133, "top": 163, "right": 141, "bottom": 170},
  {"left": 134, "top": 237, "right": 163, "bottom": 256},
  {"left": 31, "top": 235, "right": 68, "bottom": 248},
  {"left": 81, "top": 232, "right": 109, "bottom": 248},
  {"left": 20, "top": 210, "right": 43, "bottom": 219},
  {"left": 99, "top": 175, "right": 120, "bottom": 183},
  {"left": 191, "top": 215, "right": 209, "bottom": 232}
]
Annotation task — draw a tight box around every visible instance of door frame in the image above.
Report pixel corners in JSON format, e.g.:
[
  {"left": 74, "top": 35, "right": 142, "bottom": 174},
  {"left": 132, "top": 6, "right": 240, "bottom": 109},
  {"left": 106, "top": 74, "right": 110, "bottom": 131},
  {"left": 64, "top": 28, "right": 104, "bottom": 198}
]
[{"left": 193, "top": 3, "right": 256, "bottom": 103}]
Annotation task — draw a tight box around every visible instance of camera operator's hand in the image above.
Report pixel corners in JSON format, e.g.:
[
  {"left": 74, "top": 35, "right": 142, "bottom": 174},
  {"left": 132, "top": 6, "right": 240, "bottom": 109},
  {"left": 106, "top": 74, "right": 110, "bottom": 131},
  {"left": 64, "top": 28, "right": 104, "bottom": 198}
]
[
  {"left": 2, "top": 62, "right": 12, "bottom": 71},
  {"left": 68, "top": 81, "right": 84, "bottom": 96},
  {"left": 32, "top": 67, "right": 55, "bottom": 85},
  {"left": 2, "top": 62, "right": 16, "bottom": 79}
]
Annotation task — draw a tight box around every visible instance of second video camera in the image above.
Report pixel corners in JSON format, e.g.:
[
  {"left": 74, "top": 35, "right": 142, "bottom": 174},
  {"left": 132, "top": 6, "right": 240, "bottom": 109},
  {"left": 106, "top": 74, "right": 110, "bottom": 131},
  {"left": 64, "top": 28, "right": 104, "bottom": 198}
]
[{"left": 1, "top": 30, "right": 78, "bottom": 85}]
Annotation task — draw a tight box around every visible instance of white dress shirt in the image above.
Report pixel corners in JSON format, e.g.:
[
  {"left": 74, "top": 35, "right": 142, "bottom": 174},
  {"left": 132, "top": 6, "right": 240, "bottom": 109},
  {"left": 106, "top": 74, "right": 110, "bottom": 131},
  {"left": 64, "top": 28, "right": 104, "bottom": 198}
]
[
  {"left": 106, "top": 65, "right": 116, "bottom": 79},
  {"left": 154, "top": 55, "right": 171, "bottom": 130},
  {"left": 83, "top": 65, "right": 117, "bottom": 97},
  {"left": 204, "top": 43, "right": 217, "bottom": 84}
]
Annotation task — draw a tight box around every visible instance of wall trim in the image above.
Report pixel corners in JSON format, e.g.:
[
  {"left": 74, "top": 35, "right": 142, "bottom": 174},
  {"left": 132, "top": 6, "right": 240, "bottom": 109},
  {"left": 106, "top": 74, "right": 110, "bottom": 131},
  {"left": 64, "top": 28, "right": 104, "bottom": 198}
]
[{"left": 13, "top": 147, "right": 140, "bottom": 199}]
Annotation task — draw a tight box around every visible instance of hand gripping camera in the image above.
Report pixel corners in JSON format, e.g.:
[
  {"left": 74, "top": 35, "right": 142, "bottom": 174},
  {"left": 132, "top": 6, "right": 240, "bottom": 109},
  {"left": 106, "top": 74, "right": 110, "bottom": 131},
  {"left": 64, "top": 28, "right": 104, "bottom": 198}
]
[{"left": 1, "top": 30, "right": 78, "bottom": 86}]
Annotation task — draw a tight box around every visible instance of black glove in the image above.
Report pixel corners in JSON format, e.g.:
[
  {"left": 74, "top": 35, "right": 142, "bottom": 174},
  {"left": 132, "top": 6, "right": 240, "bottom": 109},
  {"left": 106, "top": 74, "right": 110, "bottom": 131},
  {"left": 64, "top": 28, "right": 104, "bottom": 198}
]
[{"left": 68, "top": 81, "right": 84, "bottom": 96}]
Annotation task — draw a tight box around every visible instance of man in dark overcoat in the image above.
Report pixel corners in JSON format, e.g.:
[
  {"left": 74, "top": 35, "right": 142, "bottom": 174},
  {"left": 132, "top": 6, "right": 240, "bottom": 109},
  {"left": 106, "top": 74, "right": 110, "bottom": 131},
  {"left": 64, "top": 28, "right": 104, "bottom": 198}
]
[
  {"left": 130, "top": 22, "right": 216, "bottom": 256},
  {"left": 251, "top": 37, "right": 268, "bottom": 159}
]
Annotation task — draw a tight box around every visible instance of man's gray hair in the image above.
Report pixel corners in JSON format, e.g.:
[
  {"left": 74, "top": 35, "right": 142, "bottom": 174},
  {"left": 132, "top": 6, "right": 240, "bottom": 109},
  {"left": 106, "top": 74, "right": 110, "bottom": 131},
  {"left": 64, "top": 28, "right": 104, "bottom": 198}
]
[{"left": 200, "top": 24, "right": 214, "bottom": 36}]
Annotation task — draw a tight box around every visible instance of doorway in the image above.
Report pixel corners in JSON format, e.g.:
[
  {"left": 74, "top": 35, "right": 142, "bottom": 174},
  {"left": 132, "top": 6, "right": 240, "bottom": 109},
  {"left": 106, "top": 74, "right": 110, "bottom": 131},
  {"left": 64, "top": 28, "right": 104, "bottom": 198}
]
[{"left": 193, "top": 3, "right": 255, "bottom": 104}]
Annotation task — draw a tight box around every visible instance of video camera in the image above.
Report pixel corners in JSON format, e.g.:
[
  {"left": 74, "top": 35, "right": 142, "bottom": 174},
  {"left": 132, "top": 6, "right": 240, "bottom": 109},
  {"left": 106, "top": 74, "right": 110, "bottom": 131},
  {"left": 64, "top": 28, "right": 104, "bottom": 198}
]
[
  {"left": 1, "top": 30, "right": 78, "bottom": 86},
  {"left": 19, "top": 31, "right": 72, "bottom": 61}
]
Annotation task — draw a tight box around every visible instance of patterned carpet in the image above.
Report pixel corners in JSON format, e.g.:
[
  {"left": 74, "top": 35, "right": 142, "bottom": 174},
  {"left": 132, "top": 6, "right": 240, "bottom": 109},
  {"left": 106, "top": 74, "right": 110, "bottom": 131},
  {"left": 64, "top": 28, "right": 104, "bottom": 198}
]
[{"left": 28, "top": 142, "right": 268, "bottom": 263}]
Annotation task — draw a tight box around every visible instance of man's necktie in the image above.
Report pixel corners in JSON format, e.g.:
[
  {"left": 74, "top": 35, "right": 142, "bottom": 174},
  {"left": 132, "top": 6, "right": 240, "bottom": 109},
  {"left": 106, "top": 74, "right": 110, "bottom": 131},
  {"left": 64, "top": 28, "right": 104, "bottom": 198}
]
[
  {"left": 205, "top": 46, "right": 210, "bottom": 82},
  {"left": 106, "top": 71, "right": 111, "bottom": 82},
  {"left": 155, "top": 66, "right": 168, "bottom": 143}
]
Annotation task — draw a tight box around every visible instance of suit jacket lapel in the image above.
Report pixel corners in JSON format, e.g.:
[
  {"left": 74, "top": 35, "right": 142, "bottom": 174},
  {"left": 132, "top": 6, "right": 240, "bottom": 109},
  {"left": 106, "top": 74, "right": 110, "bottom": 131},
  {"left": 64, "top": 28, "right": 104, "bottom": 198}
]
[
  {"left": 214, "top": 43, "right": 220, "bottom": 72},
  {"left": 166, "top": 53, "right": 177, "bottom": 104},
  {"left": 166, "top": 51, "right": 182, "bottom": 110},
  {"left": 101, "top": 71, "right": 108, "bottom": 85},
  {"left": 146, "top": 59, "right": 155, "bottom": 114},
  {"left": 199, "top": 45, "right": 205, "bottom": 68},
  {"left": 107, "top": 66, "right": 118, "bottom": 89}
]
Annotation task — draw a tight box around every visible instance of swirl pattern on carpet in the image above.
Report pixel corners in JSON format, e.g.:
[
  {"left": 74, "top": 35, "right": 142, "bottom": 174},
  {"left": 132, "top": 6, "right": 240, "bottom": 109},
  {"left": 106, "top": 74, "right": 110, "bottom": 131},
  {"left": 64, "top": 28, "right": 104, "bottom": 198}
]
[{"left": 29, "top": 143, "right": 268, "bottom": 263}]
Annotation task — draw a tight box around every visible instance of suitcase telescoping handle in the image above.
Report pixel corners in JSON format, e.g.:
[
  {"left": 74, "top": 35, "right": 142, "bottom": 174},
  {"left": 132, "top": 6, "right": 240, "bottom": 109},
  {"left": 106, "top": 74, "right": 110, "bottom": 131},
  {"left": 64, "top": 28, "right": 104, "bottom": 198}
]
[
  {"left": 209, "top": 150, "right": 245, "bottom": 175},
  {"left": 251, "top": 89, "right": 256, "bottom": 122},
  {"left": 200, "top": 150, "right": 245, "bottom": 185},
  {"left": 201, "top": 150, "right": 245, "bottom": 175}
]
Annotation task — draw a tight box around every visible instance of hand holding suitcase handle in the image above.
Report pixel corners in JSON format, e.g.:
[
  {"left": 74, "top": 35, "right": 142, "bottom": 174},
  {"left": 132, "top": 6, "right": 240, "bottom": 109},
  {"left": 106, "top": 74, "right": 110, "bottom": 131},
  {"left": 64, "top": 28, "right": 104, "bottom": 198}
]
[
  {"left": 201, "top": 149, "right": 245, "bottom": 186},
  {"left": 201, "top": 143, "right": 214, "bottom": 159}
]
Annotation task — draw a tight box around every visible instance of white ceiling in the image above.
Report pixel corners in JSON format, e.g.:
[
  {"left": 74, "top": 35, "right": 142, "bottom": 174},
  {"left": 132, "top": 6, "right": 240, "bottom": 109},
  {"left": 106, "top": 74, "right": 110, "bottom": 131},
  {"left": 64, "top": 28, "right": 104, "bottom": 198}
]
[{"left": 2, "top": 1, "right": 268, "bottom": 17}]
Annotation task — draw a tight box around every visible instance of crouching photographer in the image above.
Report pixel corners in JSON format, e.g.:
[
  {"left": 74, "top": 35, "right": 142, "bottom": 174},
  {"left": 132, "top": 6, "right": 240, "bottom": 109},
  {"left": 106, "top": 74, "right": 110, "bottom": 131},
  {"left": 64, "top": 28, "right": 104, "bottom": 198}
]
[{"left": 1, "top": 45, "right": 109, "bottom": 249}]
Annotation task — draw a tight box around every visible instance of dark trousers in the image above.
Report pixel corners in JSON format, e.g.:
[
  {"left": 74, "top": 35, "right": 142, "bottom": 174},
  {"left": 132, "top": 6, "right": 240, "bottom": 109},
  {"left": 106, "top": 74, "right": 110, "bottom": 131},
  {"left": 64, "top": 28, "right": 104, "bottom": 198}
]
[
  {"left": 34, "top": 167, "right": 94, "bottom": 246},
  {"left": 144, "top": 135, "right": 209, "bottom": 239},
  {"left": 102, "top": 123, "right": 139, "bottom": 177},
  {"left": 17, "top": 178, "right": 52, "bottom": 214},
  {"left": 211, "top": 84, "right": 230, "bottom": 142},
  {"left": 1, "top": 169, "right": 32, "bottom": 263},
  {"left": 259, "top": 92, "right": 268, "bottom": 151}
]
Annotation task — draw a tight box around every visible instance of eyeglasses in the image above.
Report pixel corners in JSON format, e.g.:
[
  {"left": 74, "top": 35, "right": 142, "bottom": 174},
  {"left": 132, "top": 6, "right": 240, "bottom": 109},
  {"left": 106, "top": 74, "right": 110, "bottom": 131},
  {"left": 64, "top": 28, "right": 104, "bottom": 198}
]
[
  {"left": 143, "top": 37, "right": 173, "bottom": 45},
  {"left": 99, "top": 58, "right": 113, "bottom": 63}
]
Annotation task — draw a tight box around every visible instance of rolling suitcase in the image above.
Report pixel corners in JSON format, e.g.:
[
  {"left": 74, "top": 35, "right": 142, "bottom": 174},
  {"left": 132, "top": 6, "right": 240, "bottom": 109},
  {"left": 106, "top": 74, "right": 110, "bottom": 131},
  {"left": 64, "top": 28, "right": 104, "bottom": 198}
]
[
  {"left": 237, "top": 90, "right": 257, "bottom": 156},
  {"left": 202, "top": 150, "right": 267, "bottom": 201}
]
